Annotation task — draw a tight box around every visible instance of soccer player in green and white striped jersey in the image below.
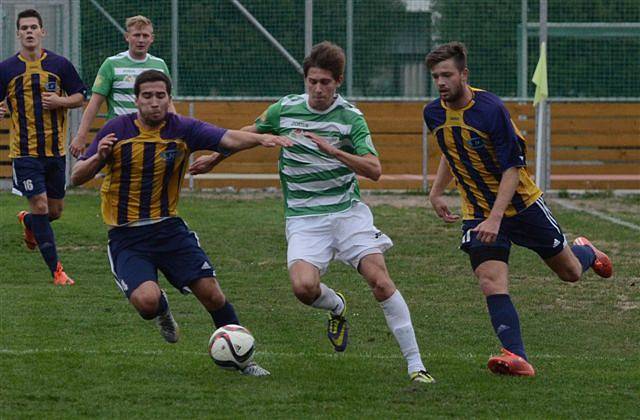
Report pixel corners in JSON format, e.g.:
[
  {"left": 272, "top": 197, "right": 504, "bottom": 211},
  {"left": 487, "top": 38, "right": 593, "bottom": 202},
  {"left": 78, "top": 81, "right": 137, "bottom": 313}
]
[
  {"left": 189, "top": 41, "right": 435, "bottom": 384},
  {"left": 69, "top": 15, "right": 174, "bottom": 157}
]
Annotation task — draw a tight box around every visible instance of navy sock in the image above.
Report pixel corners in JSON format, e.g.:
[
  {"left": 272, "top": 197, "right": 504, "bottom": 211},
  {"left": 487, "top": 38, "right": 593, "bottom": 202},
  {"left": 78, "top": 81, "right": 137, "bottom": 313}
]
[
  {"left": 486, "top": 294, "right": 527, "bottom": 361},
  {"left": 24, "top": 213, "right": 33, "bottom": 230},
  {"left": 571, "top": 245, "right": 596, "bottom": 273},
  {"left": 31, "top": 214, "right": 58, "bottom": 275},
  {"left": 157, "top": 291, "right": 169, "bottom": 316},
  {"left": 209, "top": 301, "right": 240, "bottom": 328}
]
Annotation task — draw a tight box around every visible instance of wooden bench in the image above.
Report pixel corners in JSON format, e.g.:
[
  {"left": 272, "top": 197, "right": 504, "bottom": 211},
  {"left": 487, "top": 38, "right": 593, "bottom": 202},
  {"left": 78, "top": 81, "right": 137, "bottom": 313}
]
[{"left": 1, "top": 101, "right": 638, "bottom": 190}]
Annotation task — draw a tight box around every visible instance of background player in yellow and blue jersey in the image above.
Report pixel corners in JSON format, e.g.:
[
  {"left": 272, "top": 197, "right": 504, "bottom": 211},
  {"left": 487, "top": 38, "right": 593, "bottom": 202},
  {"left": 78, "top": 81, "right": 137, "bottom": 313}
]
[
  {"left": 0, "top": 9, "right": 86, "bottom": 286},
  {"left": 423, "top": 42, "right": 613, "bottom": 377},
  {"left": 71, "top": 70, "right": 292, "bottom": 376}
]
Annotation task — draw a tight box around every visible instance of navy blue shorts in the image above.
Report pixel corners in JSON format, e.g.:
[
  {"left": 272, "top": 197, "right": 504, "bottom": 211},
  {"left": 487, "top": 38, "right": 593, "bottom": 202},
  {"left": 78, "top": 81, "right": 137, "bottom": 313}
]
[
  {"left": 460, "top": 197, "right": 567, "bottom": 260},
  {"left": 12, "top": 156, "right": 66, "bottom": 199},
  {"left": 107, "top": 217, "right": 216, "bottom": 298}
]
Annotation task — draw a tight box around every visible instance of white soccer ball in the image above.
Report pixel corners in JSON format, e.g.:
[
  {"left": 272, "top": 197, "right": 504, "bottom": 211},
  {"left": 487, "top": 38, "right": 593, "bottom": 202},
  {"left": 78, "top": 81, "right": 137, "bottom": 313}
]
[{"left": 208, "top": 324, "right": 255, "bottom": 370}]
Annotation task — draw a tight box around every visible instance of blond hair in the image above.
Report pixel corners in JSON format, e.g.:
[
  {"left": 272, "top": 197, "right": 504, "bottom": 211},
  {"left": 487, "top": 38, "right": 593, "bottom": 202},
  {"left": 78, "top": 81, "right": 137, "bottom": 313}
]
[{"left": 125, "top": 15, "right": 153, "bottom": 31}]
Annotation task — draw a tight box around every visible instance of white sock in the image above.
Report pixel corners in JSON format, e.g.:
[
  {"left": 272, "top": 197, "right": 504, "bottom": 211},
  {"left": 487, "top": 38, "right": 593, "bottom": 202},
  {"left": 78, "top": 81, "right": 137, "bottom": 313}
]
[
  {"left": 380, "top": 290, "right": 426, "bottom": 374},
  {"left": 311, "top": 283, "right": 344, "bottom": 315}
]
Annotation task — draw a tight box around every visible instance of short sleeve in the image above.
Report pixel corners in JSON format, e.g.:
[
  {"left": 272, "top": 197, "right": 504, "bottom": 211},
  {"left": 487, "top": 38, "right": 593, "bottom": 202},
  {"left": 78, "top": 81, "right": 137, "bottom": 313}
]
[
  {"left": 350, "top": 114, "right": 377, "bottom": 156},
  {"left": 80, "top": 118, "right": 121, "bottom": 161},
  {"left": 161, "top": 60, "right": 171, "bottom": 79},
  {"left": 61, "top": 58, "right": 87, "bottom": 97},
  {"left": 91, "top": 59, "right": 113, "bottom": 96},
  {"left": 254, "top": 101, "right": 282, "bottom": 134},
  {"left": 491, "top": 103, "right": 526, "bottom": 171},
  {"left": 185, "top": 117, "right": 229, "bottom": 153}
]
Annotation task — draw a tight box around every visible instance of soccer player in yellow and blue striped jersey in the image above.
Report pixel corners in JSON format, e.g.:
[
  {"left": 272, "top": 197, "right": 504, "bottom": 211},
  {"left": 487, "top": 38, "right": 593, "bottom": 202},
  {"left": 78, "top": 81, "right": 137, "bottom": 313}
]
[
  {"left": 424, "top": 42, "right": 613, "bottom": 377},
  {"left": 71, "top": 70, "right": 292, "bottom": 376},
  {"left": 0, "top": 9, "right": 86, "bottom": 285}
]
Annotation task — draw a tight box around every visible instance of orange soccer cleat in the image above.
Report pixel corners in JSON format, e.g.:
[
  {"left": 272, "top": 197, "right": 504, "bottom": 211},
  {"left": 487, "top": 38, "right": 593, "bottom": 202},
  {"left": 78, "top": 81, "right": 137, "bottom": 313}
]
[
  {"left": 17, "top": 211, "right": 37, "bottom": 250},
  {"left": 573, "top": 237, "right": 613, "bottom": 278},
  {"left": 53, "top": 262, "right": 75, "bottom": 286},
  {"left": 487, "top": 348, "right": 536, "bottom": 377}
]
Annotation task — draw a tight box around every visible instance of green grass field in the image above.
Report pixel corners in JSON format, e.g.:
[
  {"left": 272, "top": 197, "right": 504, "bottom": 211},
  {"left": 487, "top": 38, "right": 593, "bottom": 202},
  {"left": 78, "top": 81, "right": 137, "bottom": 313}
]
[{"left": 1, "top": 191, "right": 638, "bottom": 419}]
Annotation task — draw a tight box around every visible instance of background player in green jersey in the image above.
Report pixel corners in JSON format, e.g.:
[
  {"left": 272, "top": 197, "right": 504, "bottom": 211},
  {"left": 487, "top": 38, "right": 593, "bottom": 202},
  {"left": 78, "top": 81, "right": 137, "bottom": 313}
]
[
  {"left": 70, "top": 15, "right": 174, "bottom": 157},
  {"left": 189, "top": 42, "right": 435, "bottom": 384}
]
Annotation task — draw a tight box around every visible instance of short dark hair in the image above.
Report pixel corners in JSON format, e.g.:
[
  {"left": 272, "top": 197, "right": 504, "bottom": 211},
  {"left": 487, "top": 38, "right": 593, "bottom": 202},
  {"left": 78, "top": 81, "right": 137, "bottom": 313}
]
[
  {"left": 134, "top": 70, "right": 172, "bottom": 97},
  {"left": 17, "top": 9, "right": 43, "bottom": 30},
  {"left": 426, "top": 42, "right": 468, "bottom": 71},
  {"left": 303, "top": 41, "right": 345, "bottom": 81}
]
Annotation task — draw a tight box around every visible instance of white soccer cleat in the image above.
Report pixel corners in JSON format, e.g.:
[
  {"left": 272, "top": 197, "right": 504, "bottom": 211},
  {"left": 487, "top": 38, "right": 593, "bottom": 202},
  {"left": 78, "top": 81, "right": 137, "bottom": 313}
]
[
  {"left": 240, "top": 362, "right": 271, "bottom": 377},
  {"left": 154, "top": 291, "right": 179, "bottom": 343}
]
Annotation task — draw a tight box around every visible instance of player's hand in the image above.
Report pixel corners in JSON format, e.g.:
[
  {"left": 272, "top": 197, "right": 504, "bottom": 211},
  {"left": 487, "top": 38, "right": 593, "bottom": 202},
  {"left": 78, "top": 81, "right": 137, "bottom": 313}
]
[
  {"left": 258, "top": 134, "right": 293, "bottom": 148},
  {"left": 42, "top": 92, "right": 64, "bottom": 110},
  {"left": 304, "top": 131, "right": 338, "bottom": 155},
  {"left": 429, "top": 194, "right": 460, "bottom": 223},
  {"left": 188, "top": 153, "right": 220, "bottom": 175},
  {"left": 70, "top": 134, "right": 87, "bottom": 158},
  {"left": 471, "top": 217, "right": 501, "bottom": 243},
  {"left": 0, "top": 101, "right": 7, "bottom": 118},
  {"left": 97, "top": 133, "right": 116, "bottom": 162}
]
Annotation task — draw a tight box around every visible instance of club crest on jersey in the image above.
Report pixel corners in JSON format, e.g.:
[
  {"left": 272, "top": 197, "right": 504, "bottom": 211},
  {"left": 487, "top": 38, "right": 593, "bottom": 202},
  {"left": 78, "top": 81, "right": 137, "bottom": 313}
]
[
  {"left": 467, "top": 137, "right": 485, "bottom": 149},
  {"left": 45, "top": 81, "right": 57, "bottom": 92},
  {"left": 160, "top": 150, "right": 181, "bottom": 162}
]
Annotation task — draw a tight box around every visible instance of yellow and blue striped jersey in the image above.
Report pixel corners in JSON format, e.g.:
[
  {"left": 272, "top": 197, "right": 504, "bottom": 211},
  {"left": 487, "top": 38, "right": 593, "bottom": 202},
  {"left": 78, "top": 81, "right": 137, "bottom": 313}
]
[
  {"left": 82, "top": 113, "right": 229, "bottom": 227},
  {"left": 0, "top": 50, "right": 86, "bottom": 158},
  {"left": 424, "top": 87, "right": 542, "bottom": 220}
]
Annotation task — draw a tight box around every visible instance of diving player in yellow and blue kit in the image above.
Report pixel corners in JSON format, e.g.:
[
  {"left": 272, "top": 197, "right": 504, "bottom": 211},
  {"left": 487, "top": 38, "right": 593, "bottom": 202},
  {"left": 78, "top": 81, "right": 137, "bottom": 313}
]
[
  {"left": 71, "top": 70, "right": 292, "bottom": 376},
  {"left": 423, "top": 42, "right": 613, "bottom": 377},
  {"left": 0, "top": 9, "right": 86, "bottom": 285}
]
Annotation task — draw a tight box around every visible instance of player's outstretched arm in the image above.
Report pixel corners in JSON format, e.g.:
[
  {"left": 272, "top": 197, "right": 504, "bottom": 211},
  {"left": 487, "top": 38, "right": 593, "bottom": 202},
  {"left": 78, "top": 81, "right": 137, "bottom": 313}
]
[
  {"left": 429, "top": 155, "right": 459, "bottom": 223},
  {"left": 219, "top": 130, "right": 292, "bottom": 153},
  {"left": 70, "top": 93, "right": 107, "bottom": 158},
  {"left": 70, "top": 133, "right": 116, "bottom": 186},
  {"left": 188, "top": 124, "right": 268, "bottom": 175},
  {"left": 303, "top": 131, "right": 382, "bottom": 180}
]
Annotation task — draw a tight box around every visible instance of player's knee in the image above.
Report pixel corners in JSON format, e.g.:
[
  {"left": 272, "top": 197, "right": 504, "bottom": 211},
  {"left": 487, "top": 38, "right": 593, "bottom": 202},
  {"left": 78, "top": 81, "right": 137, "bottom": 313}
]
[
  {"left": 291, "top": 281, "right": 318, "bottom": 305},
  {"left": 367, "top": 275, "right": 395, "bottom": 301},
  {"left": 557, "top": 266, "right": 581, "bottom": 283},
  {"left": 48, "top": 209, "right": 62, "bottom": 221},
  {"left": 477, "top": 273, "right": 506, "bottom": 296},
  {"left": 130, "top": 294, "right": 160, "bottom": 319},
  {"left": 30, "top": 198, "right": 49, "bottom": 215}
]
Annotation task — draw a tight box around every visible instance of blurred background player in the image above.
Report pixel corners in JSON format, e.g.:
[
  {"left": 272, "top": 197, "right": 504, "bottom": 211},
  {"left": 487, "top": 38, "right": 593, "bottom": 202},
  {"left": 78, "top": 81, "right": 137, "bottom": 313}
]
[
  {"left": 424, "top": 41, "right": 613, "bottom": 377},
  {"left": 0, "top": 9, "right": 86, "bottom": 285},
  {"left": 189, "top": 41, "right": 435, "bottom": 384},
  {"left": 71, "top": 70, "right": 292, "bottom": 376},
  {"left": 70, "top": 15, "right": 174, "bottom": 157}
]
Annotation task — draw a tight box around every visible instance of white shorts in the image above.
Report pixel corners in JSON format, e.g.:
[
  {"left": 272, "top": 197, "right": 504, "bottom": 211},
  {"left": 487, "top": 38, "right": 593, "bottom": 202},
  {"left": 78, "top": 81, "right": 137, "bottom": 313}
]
[{"left": 285, "top": 201, "right": 393, "bottom": 275}]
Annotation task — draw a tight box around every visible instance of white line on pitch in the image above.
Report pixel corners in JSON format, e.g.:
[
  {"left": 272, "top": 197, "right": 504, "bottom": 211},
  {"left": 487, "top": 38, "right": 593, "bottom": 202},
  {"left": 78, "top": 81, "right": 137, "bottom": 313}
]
[
  {"left": 551, "top": 198, "right": 640, "bottom": 232},
  {"left": 0, "top": 348, "right": 631, "bottom": 362}
]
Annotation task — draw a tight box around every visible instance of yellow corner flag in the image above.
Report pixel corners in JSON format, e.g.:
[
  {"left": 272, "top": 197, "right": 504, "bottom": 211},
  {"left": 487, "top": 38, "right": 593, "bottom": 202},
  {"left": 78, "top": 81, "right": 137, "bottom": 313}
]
[{"left": 532, "top": 42, "right": 548, "bottom": 106}]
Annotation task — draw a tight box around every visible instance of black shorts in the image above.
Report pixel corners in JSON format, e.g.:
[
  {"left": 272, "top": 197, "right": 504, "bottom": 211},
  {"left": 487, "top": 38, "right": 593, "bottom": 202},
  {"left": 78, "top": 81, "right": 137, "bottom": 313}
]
[
  {"left": 460, "top": 197, "right": 566, "bottom": 269},
  {"left": 12, "top": 156, "right": 66, "bottom": 199},
  {"left": 107, "top": 218, "right": 216, "bottom": 298}
]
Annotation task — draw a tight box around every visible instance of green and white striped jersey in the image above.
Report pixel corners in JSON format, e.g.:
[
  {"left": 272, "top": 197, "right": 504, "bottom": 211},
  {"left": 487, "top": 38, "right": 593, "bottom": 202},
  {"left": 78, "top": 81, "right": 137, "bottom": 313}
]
[
  {"left": 255, "top": 94, "right": 377, "bottom": 218},
  {"left": 91, "top": 51, "right": 170, "bottom": 120}
]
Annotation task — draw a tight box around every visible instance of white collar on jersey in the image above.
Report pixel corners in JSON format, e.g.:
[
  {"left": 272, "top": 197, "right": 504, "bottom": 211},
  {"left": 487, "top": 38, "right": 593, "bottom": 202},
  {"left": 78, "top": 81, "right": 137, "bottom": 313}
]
[
  {"left": 304, "top": 93, "right": 344, "bottom": 115},
  {"left": 125, "top": 50, "right": 149, "bottom": 63}
]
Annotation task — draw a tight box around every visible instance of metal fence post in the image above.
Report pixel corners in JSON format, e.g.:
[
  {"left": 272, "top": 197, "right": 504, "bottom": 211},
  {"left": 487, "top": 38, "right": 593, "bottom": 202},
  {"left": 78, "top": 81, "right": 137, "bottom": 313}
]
[
  {"left": 422, "top": 121, "right": 429, "bottom": 193},
  {"left": 188, "top": 102, "right": 195, "bottom": 191}
]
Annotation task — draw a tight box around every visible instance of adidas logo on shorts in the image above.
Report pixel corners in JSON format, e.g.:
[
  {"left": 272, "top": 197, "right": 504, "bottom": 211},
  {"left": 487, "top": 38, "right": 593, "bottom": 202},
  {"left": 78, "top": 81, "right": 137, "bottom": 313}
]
[{"left": 201, "top": 261, "right": 212, "bottom": 270}]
